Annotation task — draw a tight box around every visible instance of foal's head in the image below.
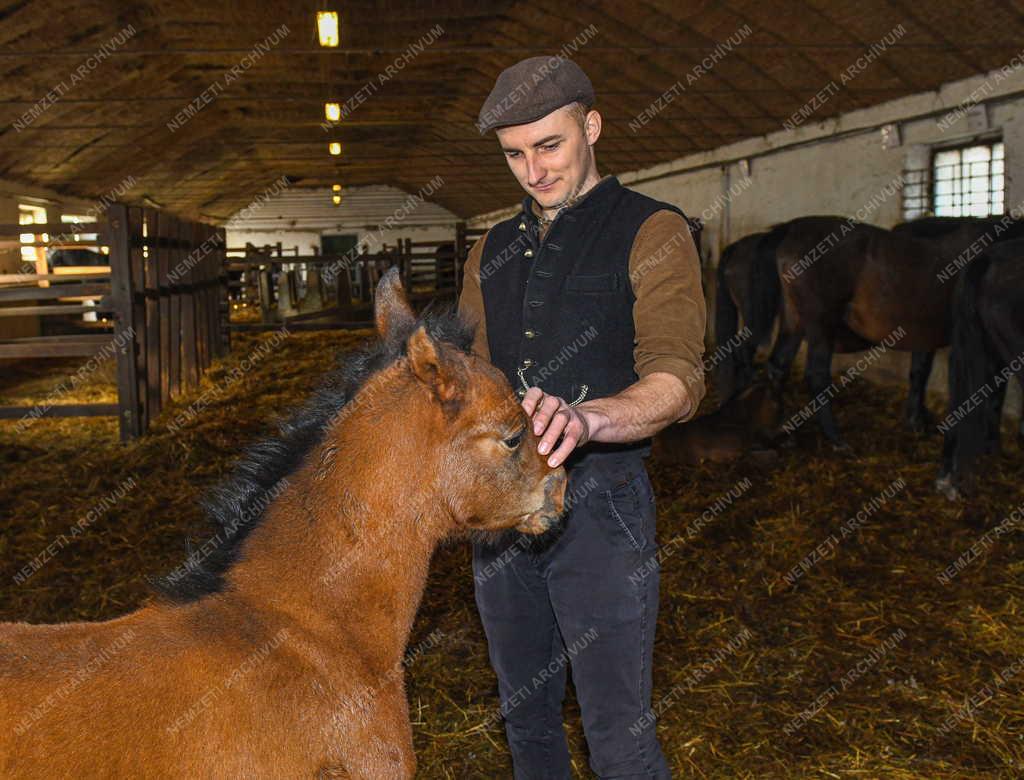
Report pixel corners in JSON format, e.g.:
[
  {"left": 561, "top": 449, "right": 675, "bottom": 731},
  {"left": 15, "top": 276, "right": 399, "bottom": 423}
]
[{"left": 372, "top": 268, "right": 566, "bottom": 536}]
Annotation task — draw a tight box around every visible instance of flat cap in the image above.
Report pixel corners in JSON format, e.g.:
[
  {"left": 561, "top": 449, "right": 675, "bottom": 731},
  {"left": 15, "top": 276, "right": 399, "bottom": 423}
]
[{"left": 477, "top": 55, "right": 595, "bottom": 133}]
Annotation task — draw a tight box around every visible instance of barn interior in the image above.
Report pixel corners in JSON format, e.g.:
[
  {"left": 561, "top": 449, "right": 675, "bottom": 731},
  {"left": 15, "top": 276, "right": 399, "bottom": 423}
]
[{"left": 2, "top": 1, "right": 1023, "bottom": 776}]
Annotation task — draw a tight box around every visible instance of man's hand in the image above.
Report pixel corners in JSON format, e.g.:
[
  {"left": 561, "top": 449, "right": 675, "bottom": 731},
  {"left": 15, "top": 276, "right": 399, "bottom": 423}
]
[
  {"left": 521, "top": 387, "right": 602, "bottom": 468},
  {"left": 520, "top": 373, "right": 694, "bottom": 464}
]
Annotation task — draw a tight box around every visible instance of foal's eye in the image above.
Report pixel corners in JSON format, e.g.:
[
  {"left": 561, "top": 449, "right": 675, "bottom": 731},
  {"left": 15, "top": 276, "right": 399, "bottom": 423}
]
[{"left": 502, "top": 428, "right": 526, "bottom": 450}]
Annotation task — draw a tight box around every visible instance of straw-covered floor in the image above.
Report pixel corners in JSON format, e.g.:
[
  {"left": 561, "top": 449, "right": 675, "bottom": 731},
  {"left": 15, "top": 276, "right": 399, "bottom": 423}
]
[{"left": 1, "top": 330, "right": 1022, "bottom": 778}]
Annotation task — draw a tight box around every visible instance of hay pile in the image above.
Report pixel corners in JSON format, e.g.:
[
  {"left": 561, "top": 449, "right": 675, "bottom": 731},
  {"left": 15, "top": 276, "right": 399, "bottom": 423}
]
[{"left": 1, "top": 332, "right": 1022, "bottom": 778}]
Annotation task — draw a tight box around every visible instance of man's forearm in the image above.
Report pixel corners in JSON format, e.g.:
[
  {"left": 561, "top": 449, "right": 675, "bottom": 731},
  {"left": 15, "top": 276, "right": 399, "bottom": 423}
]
[{"left": 579, "top": 371, "right": 692, "bottom": 443}]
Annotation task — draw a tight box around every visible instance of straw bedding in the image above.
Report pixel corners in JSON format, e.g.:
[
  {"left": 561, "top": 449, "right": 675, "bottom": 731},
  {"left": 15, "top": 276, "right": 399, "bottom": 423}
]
[{"left": 1, "top": 331, "right": 1021, "bottom": 778}]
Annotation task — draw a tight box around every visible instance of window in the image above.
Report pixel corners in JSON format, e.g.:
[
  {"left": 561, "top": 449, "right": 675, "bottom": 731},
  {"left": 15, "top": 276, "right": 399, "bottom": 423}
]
[
  {"left": 902, "top": 139, "right": 1004, "bottom": 220},
  {"left": 933, "top": 141, "right": 1004, "bottom": 217},
  {"left": 19, "top": 204, "right": 48, "bottom": 276},
  {"left": 60, "top": 213, "right": 99, "bottom": 243}
]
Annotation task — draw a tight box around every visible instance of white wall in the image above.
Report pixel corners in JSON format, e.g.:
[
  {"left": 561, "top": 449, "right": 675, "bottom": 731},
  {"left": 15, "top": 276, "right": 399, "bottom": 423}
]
[
  {"left": 223, "top": 229, "right": 323, "bottom": 255},
  {"left": 469, "top": 66, "right": 1024, "bottom": 421},
  {"left": 224, "top": 224, "right": 460, "bottom": 258}
]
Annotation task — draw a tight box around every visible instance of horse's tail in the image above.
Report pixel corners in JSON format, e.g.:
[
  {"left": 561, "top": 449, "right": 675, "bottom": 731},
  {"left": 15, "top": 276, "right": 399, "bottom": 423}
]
[
  {"left": 750, "top": 226, "right": 785, "bottom": 349},
  {"left": 714, "top": 241, "right": 744, "bottom": 400},
  {"left": 946, "top": 248, "right": 996, "bottom": 479}
]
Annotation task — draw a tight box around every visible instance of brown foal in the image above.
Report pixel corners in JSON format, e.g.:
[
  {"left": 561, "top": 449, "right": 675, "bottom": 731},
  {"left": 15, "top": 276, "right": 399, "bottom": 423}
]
[{"left": 1, "top": 268, "right": 566, "bottom": 778}]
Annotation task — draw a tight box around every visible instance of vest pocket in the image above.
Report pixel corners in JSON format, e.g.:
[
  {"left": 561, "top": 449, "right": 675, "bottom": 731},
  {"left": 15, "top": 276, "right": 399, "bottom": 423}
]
[{"left": 564, "top": 273, "right": 619, "bottom": 294}]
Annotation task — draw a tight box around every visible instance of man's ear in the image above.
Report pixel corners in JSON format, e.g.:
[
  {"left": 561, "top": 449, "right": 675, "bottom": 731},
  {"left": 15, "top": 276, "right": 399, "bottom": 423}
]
[
  {"left": 585, "top": 108, "right": 602, "bottom": 145},
  {"left": 374, "top": 266, "right": 416, "bottom": 344},
  {"left": 406, "top": 325, "right": 461, "bottom": 407}
]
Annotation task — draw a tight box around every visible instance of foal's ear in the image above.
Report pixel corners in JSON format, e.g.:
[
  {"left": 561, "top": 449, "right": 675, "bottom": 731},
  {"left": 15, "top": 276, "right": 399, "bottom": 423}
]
[
  {"left": 374, "top": 266, "right": 416, "bottom": 344},
  {"left": 407, "top": 325, "right": 460, "bottom": 405}
]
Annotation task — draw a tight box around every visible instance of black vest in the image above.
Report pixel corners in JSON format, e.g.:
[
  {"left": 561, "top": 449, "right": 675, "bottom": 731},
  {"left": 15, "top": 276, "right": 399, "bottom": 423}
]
[{"left": 480, "top": 176, "right": 690, "bottom": 462}]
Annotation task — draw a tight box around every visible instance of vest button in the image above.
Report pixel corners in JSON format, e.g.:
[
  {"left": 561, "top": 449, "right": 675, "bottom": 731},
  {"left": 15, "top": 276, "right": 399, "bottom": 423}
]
[
  {"left": 518, "top": 222, "right": 526, "bottom": 231},
  {"left": 522, "top": 358, "right": 534, "bottom": 367},
  {"left": 523, "top": 248, "right": 534, "bottom": 258},
  {"left": 524, "top": 329, "right": 537, "bottom": 338}
]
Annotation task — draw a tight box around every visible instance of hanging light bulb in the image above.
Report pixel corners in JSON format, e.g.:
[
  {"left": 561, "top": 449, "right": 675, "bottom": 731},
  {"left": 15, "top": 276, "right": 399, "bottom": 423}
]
[
  {"left": 316, "top": 11, "right": 339, "bottom": 47},
  {"left": 328, "top": 142, "right": 341, "bottom": 156},
  {"left": 332, "top": 193, "right": 342, "bottom": 205},
  {"left": 324, "top": 102, "right": 341, "bottom": 122},
  {"left": 332, "top": 184, "right": 341, "bottom": 192}
]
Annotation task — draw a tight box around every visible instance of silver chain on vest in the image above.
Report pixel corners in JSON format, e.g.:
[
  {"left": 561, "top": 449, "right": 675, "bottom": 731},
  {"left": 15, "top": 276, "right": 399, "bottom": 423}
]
[{"left": 516, "top": 366, "right": 589, "bottom": 406}]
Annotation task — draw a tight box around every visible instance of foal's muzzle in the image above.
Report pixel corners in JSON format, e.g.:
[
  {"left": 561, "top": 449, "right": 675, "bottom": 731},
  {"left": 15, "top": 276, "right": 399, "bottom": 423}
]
[{"left": 516, "top": 470, "right": 567, "bottom": 534}]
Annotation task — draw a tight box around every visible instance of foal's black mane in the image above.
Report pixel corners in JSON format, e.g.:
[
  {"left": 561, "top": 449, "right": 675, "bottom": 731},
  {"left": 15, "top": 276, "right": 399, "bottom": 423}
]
[{"left": 152, "top": 302, "right": 475, "bottom": 603}]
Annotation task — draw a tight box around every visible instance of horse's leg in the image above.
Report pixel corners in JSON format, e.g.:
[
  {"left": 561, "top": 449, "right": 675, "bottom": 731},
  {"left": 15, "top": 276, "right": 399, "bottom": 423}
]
[
  {"left": 983, "top": 377, "right": 1007, "bottom": 455},
  {"left": 767, "top": 330, "right": 802, "bottom": 389},
  {"left": 803, "top": 335, "right": 847, "bottom": 449},
  {"left": 904, "top": 350, "right": 936, "bottom": 433}
]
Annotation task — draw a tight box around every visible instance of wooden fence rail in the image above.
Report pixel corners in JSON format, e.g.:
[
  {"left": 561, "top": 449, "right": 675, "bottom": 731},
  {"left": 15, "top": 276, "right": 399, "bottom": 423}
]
[
  {"left": 0, "top": 203, "right": 229, "bottom": 440},
  {"left": 224, "top": 222, "right": 483, "bottom": 332}
]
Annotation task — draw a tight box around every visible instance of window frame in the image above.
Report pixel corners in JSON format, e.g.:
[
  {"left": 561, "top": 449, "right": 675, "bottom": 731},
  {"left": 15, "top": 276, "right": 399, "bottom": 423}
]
[{"left": 928, "top": 135, "right": 1004, "bottom": 218}]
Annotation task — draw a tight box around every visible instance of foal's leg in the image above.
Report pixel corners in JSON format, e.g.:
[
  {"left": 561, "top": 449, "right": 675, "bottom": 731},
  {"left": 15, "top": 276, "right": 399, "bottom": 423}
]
[{"left": 904, "top": 350, "right": 936, "bottom": 432}]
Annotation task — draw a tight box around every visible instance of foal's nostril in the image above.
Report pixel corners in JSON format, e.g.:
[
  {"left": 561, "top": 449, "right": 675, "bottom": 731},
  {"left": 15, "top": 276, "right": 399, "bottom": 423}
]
[{"left": 543, "top": 470, "right": 568, "bottom": 513}]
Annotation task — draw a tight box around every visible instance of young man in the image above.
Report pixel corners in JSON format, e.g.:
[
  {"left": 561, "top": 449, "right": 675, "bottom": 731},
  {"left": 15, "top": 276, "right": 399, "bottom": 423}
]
[{"left": 458, "top": 55, "right": 706, "bottom": 779}]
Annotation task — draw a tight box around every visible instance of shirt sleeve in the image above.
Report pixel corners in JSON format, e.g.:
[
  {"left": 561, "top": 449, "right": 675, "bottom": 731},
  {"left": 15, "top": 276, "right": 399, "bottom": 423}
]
[
  {"left": 628, "top": 210, "right": 707, "bottom": 423},
  {"left": 457, "top": 232, "right": 491, "bottom": 362}
]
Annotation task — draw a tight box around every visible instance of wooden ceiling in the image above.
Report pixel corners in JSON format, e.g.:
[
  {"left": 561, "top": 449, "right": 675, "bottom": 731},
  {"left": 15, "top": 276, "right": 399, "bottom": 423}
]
[{"left": 1, "top": 0, "right": 1023, "bottom": 223}]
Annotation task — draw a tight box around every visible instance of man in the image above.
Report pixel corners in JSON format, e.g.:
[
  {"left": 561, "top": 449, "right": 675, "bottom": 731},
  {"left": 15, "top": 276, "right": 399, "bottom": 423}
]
[{"left": 458, "top": 55, "right": 707, "bottom": 779}]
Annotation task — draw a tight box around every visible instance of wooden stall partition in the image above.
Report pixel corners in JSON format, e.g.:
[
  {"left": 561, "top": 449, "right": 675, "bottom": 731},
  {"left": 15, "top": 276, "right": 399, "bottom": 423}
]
[{"left": 103, "top": 204, "right": 141, "bottom": 441}]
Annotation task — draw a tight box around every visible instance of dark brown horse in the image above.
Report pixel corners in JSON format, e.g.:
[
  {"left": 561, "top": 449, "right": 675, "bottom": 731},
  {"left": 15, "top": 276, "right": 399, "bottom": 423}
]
[
  {"left": 0, "top": 268, "right": 566, "bottom": 778},
  {"left": 890, "top": 216, "right": 1024, "bottom": 432},
  {"left": 937, "top": 239, "right": 1024, "bottom": 499},
  {"left": 713, "top": 232, "right": 778, "bottom": 401},
  {"left": 763, "top": 214, "right": 1024, "bottom": 447}
]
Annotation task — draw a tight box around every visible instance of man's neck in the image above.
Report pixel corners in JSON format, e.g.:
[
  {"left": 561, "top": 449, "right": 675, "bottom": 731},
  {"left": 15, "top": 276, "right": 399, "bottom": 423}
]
[{"left": 537, "top": 169, "right": 604, "bottom": 223}]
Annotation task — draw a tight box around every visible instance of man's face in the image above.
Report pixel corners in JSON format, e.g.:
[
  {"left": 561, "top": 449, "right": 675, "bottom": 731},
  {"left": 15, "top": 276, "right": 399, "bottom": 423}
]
[{"left": 496, "top": 105, "right": 601, "bottom": 210}]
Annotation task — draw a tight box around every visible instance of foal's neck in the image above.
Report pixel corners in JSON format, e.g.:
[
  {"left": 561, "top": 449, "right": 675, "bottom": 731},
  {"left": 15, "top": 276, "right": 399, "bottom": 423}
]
[{"left": 225, "top": 384, "right": 447, "bottom": 670}]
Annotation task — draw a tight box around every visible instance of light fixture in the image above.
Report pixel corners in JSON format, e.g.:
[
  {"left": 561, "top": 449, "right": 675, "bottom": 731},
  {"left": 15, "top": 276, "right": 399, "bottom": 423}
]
[
  {"left": 332, "top": 193, "right": 342, "bottom": 205},
  {"left": 328, "top": 142, "right": 341, "bottom": 156},
  {"left": 332, "top": 184, "right": 341, "bottom": 192},
  {"left": 316, "top": 11, "right": 339, "bottom": 47},
  {"left": 324, "top": 102, "right": 340, "bottom": 122}
]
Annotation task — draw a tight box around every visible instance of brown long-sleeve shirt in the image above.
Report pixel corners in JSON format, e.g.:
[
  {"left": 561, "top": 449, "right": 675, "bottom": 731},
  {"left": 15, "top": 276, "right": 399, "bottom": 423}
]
[{"left": 458, "top": 178, "right": 707, "bottom": 423}]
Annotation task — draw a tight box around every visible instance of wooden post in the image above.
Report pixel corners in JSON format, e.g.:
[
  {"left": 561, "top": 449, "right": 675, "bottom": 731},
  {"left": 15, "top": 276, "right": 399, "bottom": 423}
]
[
  {"left": 168, "top": 216, "right": 182, "bottom": 398},
  {"left": 143, "top": 210, "right": 161, "bottom": 421},
  {"left": 156, "top": 212, "right": 171, "bottom": 407},
  {"left": 199, "top": 224, "right": 212, "bottom": 369},
  {"left": 403, "top": 238, "right": 413, "bottom": 292},
  {"left": 104, "top": 204, "right": 142, "bottom": 441},
  {"left": 216, "top": 228, "right": 229, "bottom": 356},
  {"left": 181, "top": 220, "right": 198, "bottom": 388},
  {"left": 455, "top": 221, "right": 467, "bottom": 297},
  {"left": 258, "top": 267, "right": 273, "bottom": 322},
  {"left": 129, "top": 206, "right": 149, "bottom": 431}
]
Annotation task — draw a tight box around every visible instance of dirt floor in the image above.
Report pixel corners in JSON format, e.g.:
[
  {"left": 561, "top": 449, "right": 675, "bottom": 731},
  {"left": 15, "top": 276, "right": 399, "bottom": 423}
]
[{"left": 1, "top": 329, "right": 1022, "bottom": 778}]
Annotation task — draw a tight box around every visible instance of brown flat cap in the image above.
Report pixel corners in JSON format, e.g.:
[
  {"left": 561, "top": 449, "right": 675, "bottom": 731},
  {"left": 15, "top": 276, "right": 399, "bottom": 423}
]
[{"left": 477, "top": 56, "right": 595, "bottom": 134}]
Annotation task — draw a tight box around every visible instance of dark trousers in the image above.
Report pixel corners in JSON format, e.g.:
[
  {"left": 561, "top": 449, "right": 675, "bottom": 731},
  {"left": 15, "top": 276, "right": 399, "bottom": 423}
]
[{"left": 472, "top": 451, "right": 671, "bottom": 779}]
